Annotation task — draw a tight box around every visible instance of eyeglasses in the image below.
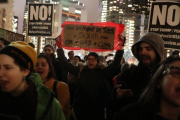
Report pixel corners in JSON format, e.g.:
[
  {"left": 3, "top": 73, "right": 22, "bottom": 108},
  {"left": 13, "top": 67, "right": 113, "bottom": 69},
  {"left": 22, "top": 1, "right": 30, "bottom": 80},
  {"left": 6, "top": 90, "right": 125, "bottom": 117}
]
[
  {"left": 163, "top": 66, "right": 180, "bottom": 78},
  {"left": 87, "top": 58, "right": 97, "bottom": 62}
]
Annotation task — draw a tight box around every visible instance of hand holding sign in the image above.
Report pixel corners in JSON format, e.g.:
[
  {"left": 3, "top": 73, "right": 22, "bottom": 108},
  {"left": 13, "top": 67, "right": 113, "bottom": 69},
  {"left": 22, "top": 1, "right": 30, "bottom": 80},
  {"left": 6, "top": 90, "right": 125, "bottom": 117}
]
[
  {"left": 56, "top": 35, "right": 62, "bottom": 48},
  {"left": 117, "top": 34, "right": 125, "bottom": 50}
]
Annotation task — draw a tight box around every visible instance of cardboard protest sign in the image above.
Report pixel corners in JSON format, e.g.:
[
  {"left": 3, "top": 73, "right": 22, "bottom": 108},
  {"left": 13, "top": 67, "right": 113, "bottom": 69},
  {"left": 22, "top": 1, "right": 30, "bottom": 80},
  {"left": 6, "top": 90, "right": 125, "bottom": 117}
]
[
  {"left": 45, "top": 38, "right": 56, "bottom": 48},
  {"left": 0, "top": 0, "right": 7, "bottom": 3},
  {"left": 148, "top": 1, "right": 180, "bottom": 49},
  {"left": 0, "top": 28, "right": 24, "bottom": 42},
  {"left": 28, "top": 3, "right": 53, "bottom": 36},
  {"left": 57, "top": 21, "right": 125, "bottom": 51},
  {"left": 63, "top": 24, "right": 115, "bottom": 50}
]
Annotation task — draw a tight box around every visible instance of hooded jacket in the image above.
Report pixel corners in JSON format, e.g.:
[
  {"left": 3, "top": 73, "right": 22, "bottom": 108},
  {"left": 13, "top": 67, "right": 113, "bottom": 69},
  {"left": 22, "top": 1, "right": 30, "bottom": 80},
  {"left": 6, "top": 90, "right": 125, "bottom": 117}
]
[
  {"left": 0, "top": 73, "right": 66, "bottom": 120},
  {"left": 29, "top": 73, "right": 66, "bottom": 120},
  {"left": 109, "top": 32, "right": 165, "bottom": 117},
  {"left": 132, "top": 32, "right": 164, "bottom": 67}
]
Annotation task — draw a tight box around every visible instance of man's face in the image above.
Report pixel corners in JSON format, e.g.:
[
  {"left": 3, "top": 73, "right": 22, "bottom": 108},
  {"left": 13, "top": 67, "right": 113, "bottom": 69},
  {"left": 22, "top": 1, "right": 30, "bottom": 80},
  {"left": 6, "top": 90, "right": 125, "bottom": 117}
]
[
  {"left": 44, "top": 47, "right": 54, "bottom": 57},
  {"left": 138, "top": 42, "right": 157, "bottom": 67},
  {"left": 68, "top": 51, "right": 74, "bottom": 59},
  {"left": 99, "top": 58, "right": 104, "bottom": 65}
]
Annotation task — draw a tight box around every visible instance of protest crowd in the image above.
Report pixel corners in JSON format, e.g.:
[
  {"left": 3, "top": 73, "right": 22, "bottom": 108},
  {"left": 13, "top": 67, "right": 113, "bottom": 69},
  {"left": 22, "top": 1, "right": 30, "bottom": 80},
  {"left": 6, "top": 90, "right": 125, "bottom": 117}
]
[
  {"left": 1, "top": 1, "right": 180, "bottom": 117},
  {"left": 0, "top": 30, "right": 180, "bottom": 120}
]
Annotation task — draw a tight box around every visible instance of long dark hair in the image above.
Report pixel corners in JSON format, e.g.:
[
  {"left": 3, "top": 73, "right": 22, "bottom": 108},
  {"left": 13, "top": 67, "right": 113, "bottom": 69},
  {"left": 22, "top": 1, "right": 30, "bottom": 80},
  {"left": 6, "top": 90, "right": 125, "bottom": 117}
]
[
  {"left": 140, "top": 56, "right": 180, "bottom": 112},
  {"left": 37, "top": 54, "right": 56, "bottom": 80}
]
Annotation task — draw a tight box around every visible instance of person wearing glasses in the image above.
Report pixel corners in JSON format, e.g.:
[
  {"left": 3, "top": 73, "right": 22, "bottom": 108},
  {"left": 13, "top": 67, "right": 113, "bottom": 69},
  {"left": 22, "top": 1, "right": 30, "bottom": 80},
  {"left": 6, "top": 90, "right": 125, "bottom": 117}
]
[
  {"left": 57, "top": 48, "right": 124, "bottom": 120},
  {"left": 113, "top": 56, "right": 180, "bottom": 120}
]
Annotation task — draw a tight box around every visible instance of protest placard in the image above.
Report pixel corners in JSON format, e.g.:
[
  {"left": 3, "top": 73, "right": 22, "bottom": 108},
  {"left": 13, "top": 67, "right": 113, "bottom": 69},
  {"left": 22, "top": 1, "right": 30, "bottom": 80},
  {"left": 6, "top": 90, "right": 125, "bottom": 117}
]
[
  {"left": 28, "top": 3, "right": 53, "bottom": 36},
  {"left": 148, "top": 1, "right": 180, "bottom": 49},
  {"left": 63, "top": 24, "right": 115, "bottom": 50},
  {"left": 45, "top": 38, "right": 56, "bottom": 48},
  {"left": 0, "top": 28, "right": 24, "bottom": 42},
  {"left": 0, "top": 0, "right": 7, "bottom": 3}
]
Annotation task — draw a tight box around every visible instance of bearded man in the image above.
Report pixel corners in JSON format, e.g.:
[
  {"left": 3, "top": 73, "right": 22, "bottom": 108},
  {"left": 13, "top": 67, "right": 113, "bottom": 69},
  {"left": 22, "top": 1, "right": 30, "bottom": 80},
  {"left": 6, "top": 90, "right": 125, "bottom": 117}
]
[{"left": 110, "top": 32, "right": 165, "bottom": 117}]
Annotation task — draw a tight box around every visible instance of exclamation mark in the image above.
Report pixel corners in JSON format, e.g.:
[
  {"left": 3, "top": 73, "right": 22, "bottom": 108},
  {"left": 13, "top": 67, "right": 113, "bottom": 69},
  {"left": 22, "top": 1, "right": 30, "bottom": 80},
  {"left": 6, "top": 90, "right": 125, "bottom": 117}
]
[{"left": 48, "top": 6, "right": 51, "bottom": 20}]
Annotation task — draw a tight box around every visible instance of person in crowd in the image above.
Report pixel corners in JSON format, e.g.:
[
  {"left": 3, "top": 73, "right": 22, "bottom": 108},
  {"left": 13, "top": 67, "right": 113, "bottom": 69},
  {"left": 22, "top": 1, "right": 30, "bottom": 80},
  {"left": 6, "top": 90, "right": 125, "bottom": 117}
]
[
  {"left": 113, "top": 56, "right": 180, "bottom": 120},
  {"left": 67, "top": 51, "right": 74, "bottom": 63},
  {"left": 28, "top": 42, "right": 35, "bottom": 49},
  {"left": 0, "top": 37, "right": 10, "bottom": 50},
  {"left": 43, "top": 44, "right": 66, "bottom": 82},
  {"left": 112, "top": 62, "right": 130, "bottom": 86},
  {"left": 106, "top": 55, "right": 114, "bottom": 66},
  {"left": 72, "top": 55, "right": 82, "bottom": 66},
  {"left": 57, "top": 47, "right": 124, "bottom": 120},
  {"left": 109, "top": 32, "right": 165, "bottom": 119},
  {"left": 99, "top": 55, "right": 107, "bottom": 69},
  {"left": 35, "top": 54, "right": 71, "bottom": 120},
  {"left": 121, "top": 63, "right": 130, "bottom": 72},
  {"left": 172, "top": 50, "right": 179, "bottom": 57},
  {"left": 81, "top": 55, "right": 88, "bottom": 65},
  {"left": 0, "top": 41, "right": 65, "bottom": 120},
  {"left": 67, "top": 55, "right": 84, "bottom": 106}
]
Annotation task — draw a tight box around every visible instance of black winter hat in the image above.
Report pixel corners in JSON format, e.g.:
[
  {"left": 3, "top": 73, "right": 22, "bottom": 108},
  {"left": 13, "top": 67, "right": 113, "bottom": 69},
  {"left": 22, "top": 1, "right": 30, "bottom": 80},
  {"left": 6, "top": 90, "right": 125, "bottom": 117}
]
[
  {"left": 172, "top": 50, "right": 179, "bottom": 56},
  {"left": 86, "top": 52, "right": 99, "bottom": 63}
]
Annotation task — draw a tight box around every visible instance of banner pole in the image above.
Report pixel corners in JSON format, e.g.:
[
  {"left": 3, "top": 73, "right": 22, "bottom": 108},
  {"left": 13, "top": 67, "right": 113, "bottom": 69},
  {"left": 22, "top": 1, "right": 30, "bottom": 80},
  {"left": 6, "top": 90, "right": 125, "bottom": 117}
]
[
  {"left": 164, "top": 49, "right": 167, "bottom": 59},
  {"left": 37, "top": 37, "right": 41, "bottom": 55}
]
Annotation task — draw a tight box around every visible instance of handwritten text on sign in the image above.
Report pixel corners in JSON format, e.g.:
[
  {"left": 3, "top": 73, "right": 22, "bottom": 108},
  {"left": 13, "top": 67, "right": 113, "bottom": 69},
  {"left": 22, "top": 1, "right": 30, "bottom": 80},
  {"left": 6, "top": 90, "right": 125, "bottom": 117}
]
[
  {"left": 0, "top": 28, "right": 24, "bottom": 42},
  {"left": 28, "top": 3, "right": 53, "bottom": 36},
  {"left": 63, "top": 25, "right": 115, "bottom": 50}
]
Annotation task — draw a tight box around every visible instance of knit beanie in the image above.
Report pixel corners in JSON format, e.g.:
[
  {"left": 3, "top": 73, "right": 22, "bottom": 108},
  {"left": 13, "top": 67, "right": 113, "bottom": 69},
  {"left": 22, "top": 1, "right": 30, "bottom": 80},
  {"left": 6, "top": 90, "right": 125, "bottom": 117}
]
[
  {"left": 44, "top": 44, "right": 55, "bottom": 53},
  {"left": 0, "top": 41, "right": 37, "bottom": 73},
  {"left": 86, "top": 52, "right": 100, "bottom": 63}
]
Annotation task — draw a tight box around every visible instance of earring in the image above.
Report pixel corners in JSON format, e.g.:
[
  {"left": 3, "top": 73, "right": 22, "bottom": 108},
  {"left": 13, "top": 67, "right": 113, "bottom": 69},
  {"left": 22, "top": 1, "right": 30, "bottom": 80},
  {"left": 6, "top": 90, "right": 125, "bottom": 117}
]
[{"left": 22, "top": 77, "right": 26, "bottom": 81}]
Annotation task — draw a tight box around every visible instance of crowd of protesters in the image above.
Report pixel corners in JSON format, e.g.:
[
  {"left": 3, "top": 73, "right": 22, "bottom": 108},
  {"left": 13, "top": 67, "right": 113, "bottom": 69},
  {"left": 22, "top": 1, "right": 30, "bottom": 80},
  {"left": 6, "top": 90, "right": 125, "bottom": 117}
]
[{"left": 0, "top": 31, "right": 180, "bottom": 120}]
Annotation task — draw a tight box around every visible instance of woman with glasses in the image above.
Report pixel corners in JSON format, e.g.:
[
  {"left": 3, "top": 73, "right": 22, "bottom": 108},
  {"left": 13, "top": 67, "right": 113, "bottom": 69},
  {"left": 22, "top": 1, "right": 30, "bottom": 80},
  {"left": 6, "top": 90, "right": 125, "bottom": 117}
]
[
  {"left": 57, "top": 48, "right": 124, "bottom": 120},
  {"left": 113, "top": 56, "right": 180, "bottom": 120}
]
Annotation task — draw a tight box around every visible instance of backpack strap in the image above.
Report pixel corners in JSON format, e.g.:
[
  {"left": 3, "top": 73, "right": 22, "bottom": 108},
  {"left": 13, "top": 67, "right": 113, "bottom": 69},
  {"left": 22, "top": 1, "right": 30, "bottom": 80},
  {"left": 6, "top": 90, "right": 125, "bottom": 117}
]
[
  {"left": 39, "top": 93, "right": 54, "bottom": 120},
  {"left": 53, "top": 80, "right": 58, "bottom": 99}
]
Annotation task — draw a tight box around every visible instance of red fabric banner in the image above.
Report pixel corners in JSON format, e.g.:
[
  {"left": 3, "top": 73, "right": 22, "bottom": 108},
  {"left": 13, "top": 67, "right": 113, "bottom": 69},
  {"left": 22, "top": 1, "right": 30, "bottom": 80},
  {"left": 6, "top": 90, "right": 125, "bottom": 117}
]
[{"left": 56, "top": 21, "right": 125, "bottom": 52}]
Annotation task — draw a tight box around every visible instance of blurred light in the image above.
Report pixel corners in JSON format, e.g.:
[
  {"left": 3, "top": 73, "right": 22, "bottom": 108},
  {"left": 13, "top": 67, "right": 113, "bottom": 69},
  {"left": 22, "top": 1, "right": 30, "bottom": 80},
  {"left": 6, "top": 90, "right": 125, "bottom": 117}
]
[{"left": 128, "top": 5, "right": 132, "bottom": 7}]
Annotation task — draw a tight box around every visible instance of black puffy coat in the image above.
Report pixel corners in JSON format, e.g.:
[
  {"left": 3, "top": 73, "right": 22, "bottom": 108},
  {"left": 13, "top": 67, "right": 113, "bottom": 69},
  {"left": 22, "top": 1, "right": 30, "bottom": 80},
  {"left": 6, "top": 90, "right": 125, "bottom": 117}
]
[{"left": 57, "top": 48, "right": 123, "bottom": 120}]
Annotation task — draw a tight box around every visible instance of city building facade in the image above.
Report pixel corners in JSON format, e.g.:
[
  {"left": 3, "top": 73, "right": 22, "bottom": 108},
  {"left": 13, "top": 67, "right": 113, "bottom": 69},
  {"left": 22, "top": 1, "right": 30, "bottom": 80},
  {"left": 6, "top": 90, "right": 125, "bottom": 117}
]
[
  {"left": 0, "top": 0, "right": 14, "bottom": 31},
  {"left": 100, "top": 0, "right": 156, "bottom": 63},
  {"left": 13, "top": 16, "right": 18, "bottom": 33}
]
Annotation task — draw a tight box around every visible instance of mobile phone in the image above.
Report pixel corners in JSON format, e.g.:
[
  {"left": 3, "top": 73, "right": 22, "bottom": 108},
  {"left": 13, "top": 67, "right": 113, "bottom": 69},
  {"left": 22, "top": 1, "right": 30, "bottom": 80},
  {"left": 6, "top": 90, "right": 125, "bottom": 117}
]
[{"left": 117, "top": 81, "right": 127, "bottom": 89}]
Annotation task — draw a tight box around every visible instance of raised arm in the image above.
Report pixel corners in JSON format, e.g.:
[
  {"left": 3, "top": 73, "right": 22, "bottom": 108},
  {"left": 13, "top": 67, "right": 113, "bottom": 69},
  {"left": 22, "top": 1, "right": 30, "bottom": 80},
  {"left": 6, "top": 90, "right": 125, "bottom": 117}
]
[{"left": 57, "top": 48, "right": 80, "bottom": 77}]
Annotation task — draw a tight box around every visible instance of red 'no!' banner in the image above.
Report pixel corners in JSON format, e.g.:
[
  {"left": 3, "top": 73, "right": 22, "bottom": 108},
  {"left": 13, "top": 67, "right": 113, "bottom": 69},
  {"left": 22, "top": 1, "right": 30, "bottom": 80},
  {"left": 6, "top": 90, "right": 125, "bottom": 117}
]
[{"left": 56, "top": 21, "right": 125, "bottom": 52}]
